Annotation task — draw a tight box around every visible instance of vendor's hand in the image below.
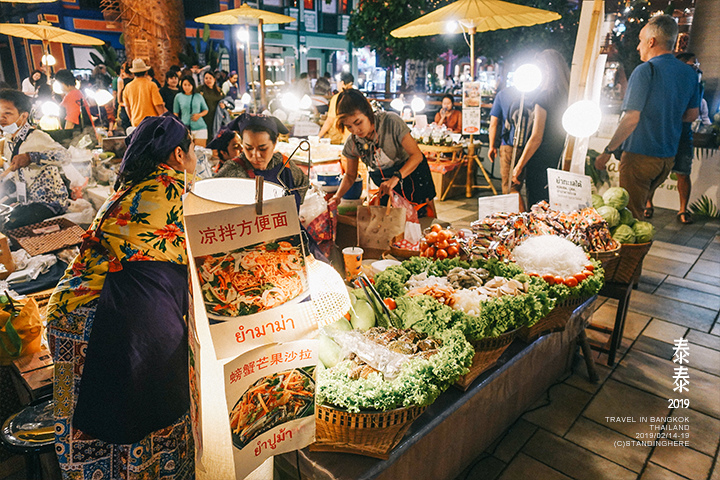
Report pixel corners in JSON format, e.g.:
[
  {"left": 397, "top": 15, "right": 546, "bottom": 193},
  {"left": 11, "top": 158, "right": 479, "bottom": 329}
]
[
  {"left": 9, "top": 153, "right": 31, "bottom": 171},
  {"left": 325, "top": 194, "right": 339, "bottom": 210},
  {"left": 488, "top": 147, "right": 497, "bottom": 163},
  {"left": 511, "top": 165, "right": 523, "bottom": 185},
  {"left": 379, "top": 176, "right": 400, "bottom": 198},
  {"left": 595, "top": 152, "right": 611, "bottom": 171},
  {"left": 191, "top": 113, "right": 201, "bottom": 122}
]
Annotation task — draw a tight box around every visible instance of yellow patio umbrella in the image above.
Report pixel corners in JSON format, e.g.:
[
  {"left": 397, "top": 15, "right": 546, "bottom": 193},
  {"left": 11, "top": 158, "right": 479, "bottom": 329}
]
[
  {"left": 196, "top": 5, "right": 296, "bottom": 108},
  {"left": 0, "top": 21, "right": 104, "bottom": 78},
  {"left": 391, "top": 0, "right": 560, "bottom": 197}
]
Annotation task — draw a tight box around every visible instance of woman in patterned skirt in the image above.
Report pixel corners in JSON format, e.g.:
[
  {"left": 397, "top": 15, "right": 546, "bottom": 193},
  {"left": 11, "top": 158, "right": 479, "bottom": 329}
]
[{"left": 46, "top": 115, "right": 197, "bottom": 480}]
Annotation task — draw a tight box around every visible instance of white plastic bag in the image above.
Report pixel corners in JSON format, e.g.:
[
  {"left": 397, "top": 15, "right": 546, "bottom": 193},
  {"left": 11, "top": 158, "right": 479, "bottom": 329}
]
[{"left": 298, "top": 185, "right": 328, "bottom": 228}]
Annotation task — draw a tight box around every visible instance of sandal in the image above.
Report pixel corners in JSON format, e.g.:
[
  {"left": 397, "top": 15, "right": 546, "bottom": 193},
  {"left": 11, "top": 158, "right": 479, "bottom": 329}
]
[
  {"left": 677, "top": 211, "right": 693, "bottom": 224},
  {"left": 643, "top": 206, "right": 654, "bottom": 219}
]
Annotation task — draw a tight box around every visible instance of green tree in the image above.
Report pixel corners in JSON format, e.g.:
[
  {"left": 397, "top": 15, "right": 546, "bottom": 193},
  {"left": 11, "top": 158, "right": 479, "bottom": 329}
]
[
  {"left": 347, "top": 0, "right": 446, "bottom": 91},
  {"left": 613, "top": 1, "right": 650, "bottom": 77}
]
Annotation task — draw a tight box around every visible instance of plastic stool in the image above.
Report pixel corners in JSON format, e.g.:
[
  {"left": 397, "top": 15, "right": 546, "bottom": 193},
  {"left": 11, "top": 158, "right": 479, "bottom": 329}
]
[{"left": 1, "top": 397, "right": 55, "bottom": 480}]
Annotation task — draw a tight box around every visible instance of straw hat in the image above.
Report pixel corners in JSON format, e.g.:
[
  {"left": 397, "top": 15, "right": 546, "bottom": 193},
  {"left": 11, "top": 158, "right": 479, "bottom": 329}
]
[{"left": 129, "top": 58, "right": 151, "bottom": 73}]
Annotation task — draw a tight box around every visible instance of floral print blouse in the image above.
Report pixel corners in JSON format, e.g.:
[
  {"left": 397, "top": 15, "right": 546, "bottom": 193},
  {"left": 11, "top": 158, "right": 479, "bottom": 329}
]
[{"left": 47, "top": 164, "right": 188, "bottom": 334}]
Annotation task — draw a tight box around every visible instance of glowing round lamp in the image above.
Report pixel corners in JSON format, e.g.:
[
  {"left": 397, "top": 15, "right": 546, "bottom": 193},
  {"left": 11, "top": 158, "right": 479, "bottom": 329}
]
[
  {"left": 410, "top": 97, "right": 425, "bottom": 113},
  {"left": 445, "top": 21, "right": 458, "bottom": 34},
  {"left": 240, "top": 92, "right": 252, "bottom": 105},
  {"left": 562, "top": 100, "right": 602, "bottom": 138},
  {"left": 514, "top": 64, "right": 542, "bottom": 93},
  {"left": 281, "top": 93, "right": 299, "bottom": 110},
  {"left": 41, "top": 54, "right": 56, "bottom": 66},
  {"left": 390, "top": 98, "right": 404, "bottom": 112},
  {"left": 94, "top": 89, "right": 113, "bottom": 107},
  {"left": 39, "top": 115, "right": 61, "bottom": 131},
  {"left": 237, "top": 28, "right": 249, "bottom": 44},
  {"left": 341, "top": 64, "right": 350, "bottom": 73},
  {"left": 299, "top": 94, "right": 312, "bottom": 110},
  {"left": 41, "top": 101, "right": 60, "bottom": 117},
  {"left": 52, "top": 81, "right": 64, "bottom": 95}
]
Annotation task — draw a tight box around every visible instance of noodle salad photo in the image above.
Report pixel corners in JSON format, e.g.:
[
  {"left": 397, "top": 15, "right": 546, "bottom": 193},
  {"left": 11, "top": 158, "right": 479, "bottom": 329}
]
[
  {"left": 229, "top": 367, "right": 315, "bottom": 449},
  {"left": 195, "top": 236, "right": 307, "bottom": 317}
]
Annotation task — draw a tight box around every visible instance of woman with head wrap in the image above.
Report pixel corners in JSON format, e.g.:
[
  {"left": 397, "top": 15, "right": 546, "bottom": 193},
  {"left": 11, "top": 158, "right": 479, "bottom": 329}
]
[
  {"left": 46, "top": 115, "right": 196, "bottom": 480},
  {"left": 214, "top": 113, "right": 308, "bottom": 208}
]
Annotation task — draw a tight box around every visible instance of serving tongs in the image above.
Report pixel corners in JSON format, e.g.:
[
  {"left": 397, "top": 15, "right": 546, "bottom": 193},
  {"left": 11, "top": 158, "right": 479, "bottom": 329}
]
[
  {"left": 275, "top": 139, "right": 311, "bottom": 197},
  {"left": 356, "top": 273, "right": 399, "bottom": 329}
]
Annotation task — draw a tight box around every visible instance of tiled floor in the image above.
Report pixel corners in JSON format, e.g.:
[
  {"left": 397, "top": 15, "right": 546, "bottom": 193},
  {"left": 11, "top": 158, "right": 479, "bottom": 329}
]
[{"left": 440, "top": 191, "right": 720, "bottom": 480}]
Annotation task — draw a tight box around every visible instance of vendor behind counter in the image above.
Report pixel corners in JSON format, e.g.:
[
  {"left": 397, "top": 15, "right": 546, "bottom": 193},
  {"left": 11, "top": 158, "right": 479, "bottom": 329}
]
[{"left": 0, "top": 89, "right": 71, "bottom": 229}]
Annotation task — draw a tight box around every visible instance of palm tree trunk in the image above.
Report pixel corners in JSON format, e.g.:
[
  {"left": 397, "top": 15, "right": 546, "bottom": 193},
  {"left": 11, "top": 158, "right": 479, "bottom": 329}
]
[{"left": 113, "top": 0, "right": 186, "bottom": 83}]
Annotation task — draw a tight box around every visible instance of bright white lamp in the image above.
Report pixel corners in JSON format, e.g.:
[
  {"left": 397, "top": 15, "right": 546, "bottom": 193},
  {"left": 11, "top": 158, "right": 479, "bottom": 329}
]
[
  {"left": 299, "top": 94, "right": 312, "bottom": 110},
  {"left": 445, "top": 21, "right": 458, "bottom": 33},
  {"left": 514, "top": 64, "right": 543, "bottom": 93},
  {"left": 562, "top": 100, "right": 602, "bottom": 138},
  {"left": 240, "top": 92, "right": 252, "bottom": 105},
  {"left": 237, "top": 28, "right": 249, "bottom": 44},
  {"left": 39, "top": 115, "right": 61, "bottom": 130},
  {"left": 281, "top": 93, "right": 299, "bottom": 110},
  {"left": 41, "top": 101, "right": 60, "bottom": 117},
  {"left": 41, "top": 54, "right": 56, "bottom": 66},
  {"left": 94, "top": 89, "right": 113, "bottom": 107},
  {"left": 410, "top": 97, "right": 425, "bottom": 113},
  {"left": 52, "top": 81, "right": 64, "bottom": 95},
  {"left": 390, "top": 98, "right": 404, "bottom": 112}
]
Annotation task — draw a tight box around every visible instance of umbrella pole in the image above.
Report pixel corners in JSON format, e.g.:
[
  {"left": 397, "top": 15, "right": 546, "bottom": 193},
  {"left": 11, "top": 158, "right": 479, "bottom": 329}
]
[
  {"left": 245, "top": 26, "right": 258, "bottom": 114},
  {"left": 259, "top": 18, "right": 267, "bottom": 109},
  {"left": 465, "top": 26, "right": 476, "bottom": 198}
]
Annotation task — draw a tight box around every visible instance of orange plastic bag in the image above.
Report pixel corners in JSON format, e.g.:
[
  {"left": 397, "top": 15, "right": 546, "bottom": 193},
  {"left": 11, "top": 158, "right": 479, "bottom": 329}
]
[{"left": 0, "top": 296, "right": 43, "bottom": 366}]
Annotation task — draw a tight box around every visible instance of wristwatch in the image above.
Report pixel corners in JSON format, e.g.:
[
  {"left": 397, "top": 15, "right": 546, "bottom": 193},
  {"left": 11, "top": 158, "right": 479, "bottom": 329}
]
[
  {"left": 603, "top": 145, "right": 613, "bottom": 155},
  {"left": 392, "top": 171, "right": 403, "bottom": 181}
]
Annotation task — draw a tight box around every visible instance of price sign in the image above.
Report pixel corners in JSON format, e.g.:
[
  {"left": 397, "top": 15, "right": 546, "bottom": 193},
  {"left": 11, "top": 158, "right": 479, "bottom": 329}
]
[
  {"left": 477, "top": 193, "right": 520, "bottom": 220},
  {"left": 547, "top": 168, "right": 592, "bottom": 212},
  {"left": 462, "top": 82, "right": 481, "bottom": 135}
]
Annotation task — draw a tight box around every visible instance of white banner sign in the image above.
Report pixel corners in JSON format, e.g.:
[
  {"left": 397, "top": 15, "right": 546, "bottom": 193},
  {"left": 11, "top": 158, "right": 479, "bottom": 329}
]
[
  {"left": 462, "top": 82, "right": 481, "bottom": 135},
  {"left": 547, "top": 168, "right": 592, "bottom": 212}
]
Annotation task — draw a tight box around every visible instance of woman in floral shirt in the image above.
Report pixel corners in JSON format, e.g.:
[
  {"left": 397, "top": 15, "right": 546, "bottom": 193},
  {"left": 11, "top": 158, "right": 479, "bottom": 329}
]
[{"left": 46, "top": 115, "right": 197, "bottom": 480}]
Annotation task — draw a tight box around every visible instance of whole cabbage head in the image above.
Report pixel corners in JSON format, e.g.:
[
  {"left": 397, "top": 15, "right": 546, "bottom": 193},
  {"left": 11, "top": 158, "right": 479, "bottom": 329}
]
[
  {"left": 619, "top": 208, "right": 636, "bottom": 226},
  {"left": 633, "top": 221, "right": 656, "bottom": 243},
  {"left": 603, "top": 187, "right": 630, "bottom": 210},
  {"left": 597, "top": 205, "right": 621, "bottom": 228},
  {"left": 612, "top": 224, "right": 636, "bottom": 244},
  {"left": 592, "top": 194, "right": 604, "bottom": 209}
]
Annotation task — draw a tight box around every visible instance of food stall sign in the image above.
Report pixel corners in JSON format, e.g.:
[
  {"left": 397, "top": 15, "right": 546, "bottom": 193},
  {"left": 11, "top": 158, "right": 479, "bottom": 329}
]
[
  {"left": 547, "top": 168, "right": 592, "bottom": 212},
  {"left": 462, "top": 82, "right": 481, "bottom": 135},
  {"left": 477, "top": 193, "right": 521, "bottom": 219}
]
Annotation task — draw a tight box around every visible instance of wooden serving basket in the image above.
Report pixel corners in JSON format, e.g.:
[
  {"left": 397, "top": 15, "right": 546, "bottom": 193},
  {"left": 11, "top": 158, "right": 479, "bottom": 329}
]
[
  {"left": 311, "top": 404, "right": 427, "bottom": 459},
  {"left": 454, "top": 328, "right": 518, "bottom": 391}
]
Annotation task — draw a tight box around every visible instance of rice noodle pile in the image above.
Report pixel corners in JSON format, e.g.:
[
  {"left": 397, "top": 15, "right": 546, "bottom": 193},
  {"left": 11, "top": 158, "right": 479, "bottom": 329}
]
[
  {"left": 451, "top": 289, "right": 485, "bottom": 316},
  {"left": 512, "top": 235, "right": 589, "bottom": 278},
  {"left": 406, "top": 272, "right": 450, "bottom": 290}
]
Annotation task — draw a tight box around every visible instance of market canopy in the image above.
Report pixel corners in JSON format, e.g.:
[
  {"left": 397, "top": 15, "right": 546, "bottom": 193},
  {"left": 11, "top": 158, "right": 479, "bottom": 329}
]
[
  {"left": 0, "top": 21, "right": 104, "bottom": 45},
  {"left": 390, "top": 0, "right": 561, "bottom": 37},
  {"left": 195, "top": 4, "right": 296, "bottom": 108},
  {"left": 194, "top": 4, "right": 296, "bottom": 25}
]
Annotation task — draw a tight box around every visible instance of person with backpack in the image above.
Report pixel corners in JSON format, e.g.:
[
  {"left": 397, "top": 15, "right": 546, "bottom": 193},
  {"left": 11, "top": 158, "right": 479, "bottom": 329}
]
[
  {"left": 174, "top": 75, "right": 209, "bottom": 146},
  {"left": 511, "top": 49, "right": 570, "bottom": 208},
  {"left": 488, "top": 85, "right": 534, "bottom": 211}
]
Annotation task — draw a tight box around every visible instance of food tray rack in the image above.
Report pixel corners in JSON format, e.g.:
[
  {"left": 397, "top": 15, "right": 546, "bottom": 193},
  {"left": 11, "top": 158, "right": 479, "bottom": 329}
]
[
  {"left": 310, "top": 404, "right": 426, "bottom": 459},
  {"left": 7, "top": 218, "right": 85, "bottom": 256}
]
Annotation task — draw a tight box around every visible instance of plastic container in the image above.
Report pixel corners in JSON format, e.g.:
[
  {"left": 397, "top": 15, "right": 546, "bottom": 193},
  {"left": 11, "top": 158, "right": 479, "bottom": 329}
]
[
  {"left": 342, "top": 177, "right": 363, "bottom": 200},
  {"left": 317, "top": 173, "right": 341, "bottom": 186}
]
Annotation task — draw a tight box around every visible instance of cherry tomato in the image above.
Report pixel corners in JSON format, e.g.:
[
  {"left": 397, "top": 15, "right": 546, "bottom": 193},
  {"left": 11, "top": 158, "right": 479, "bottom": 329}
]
[
  {"left": 528, "top": 272, "right": 539, "bottom": 277},
  {"left": 564, "top": 277, "right": 579, "bottom": 288},
  {"left": 582, "top": 269, "right": 593, "bottom": 278},
  {"left": 436, "top": 248, "right": 448, "bottom": 259},
  {"left": 447, "top": 245, "right": 459, "bottom": 257},
  {"left": 456, "top": 230, "right": 466, "bottom": 239},
  {"left": 585, "top": 263, "right": 595, "bottom": 272},
  {"left": 383, "top": 298, "right": 397, "bottom": 310},
  {"left": 436, "top": 240, "right": 449, "bottom": 250},
  {"left": 426, "top": 232, "right": 439, "bottom": 244},
  {"left": 447, "top": 238, "right": 458, "bottom": 245},
  {"left": 554, "top": 276, "right": 565, "bottom": 286},
  {"left": 542, "top": 274, "right": 556, "bottom": 285},
  {"left": 424, "top": 246, "right": 436, "bottom": 257},
  {"left": 573, "top": 272, "right": 587, "bottom": 283},
  {"left": 431, "top": 224, "right": 442, "bottom": 233}
]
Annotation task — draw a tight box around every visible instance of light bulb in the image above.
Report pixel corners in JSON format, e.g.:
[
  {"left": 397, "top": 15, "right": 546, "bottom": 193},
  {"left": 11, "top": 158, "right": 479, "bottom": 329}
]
[
  {"left": 41, "top": 54, "right": 56, "bottom": 66},
  {"left": 52, "top": 81, "right": 64, "bottom": 95},
  {"left": 299, "top": 94, "right": 312, "bottom": 110},
  {"left": 562, "top": 100, "right": 602, "bottom": 138},
  {"left": 237, "top": 28, "right": 249, "bottom": 44},
  {"left": 241, "top": 92, "right": 252, "bottom": 105},
  {"left": 513, "top": 64, "right": 543, "bottom": 93},
  {"left": 39, "top": 115, "right": 61, "bottom": 130},
  {"left": 411, "top": 97, "right": 425, "bottom": 113},
  {"left": 390, "top": 98, "right": 404, "bottom": 112},
  {"left": 446, "top": 21, "right": 458, "bottom": 33},
  {"left": 41, "top": 101, "right": 60, "bottom": 117},
  {"left": 94, "top": 89, "right": 113, "bottom": 106},
  {"left": 281, "top": 93, "right": 299, "bottom": 110}
]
